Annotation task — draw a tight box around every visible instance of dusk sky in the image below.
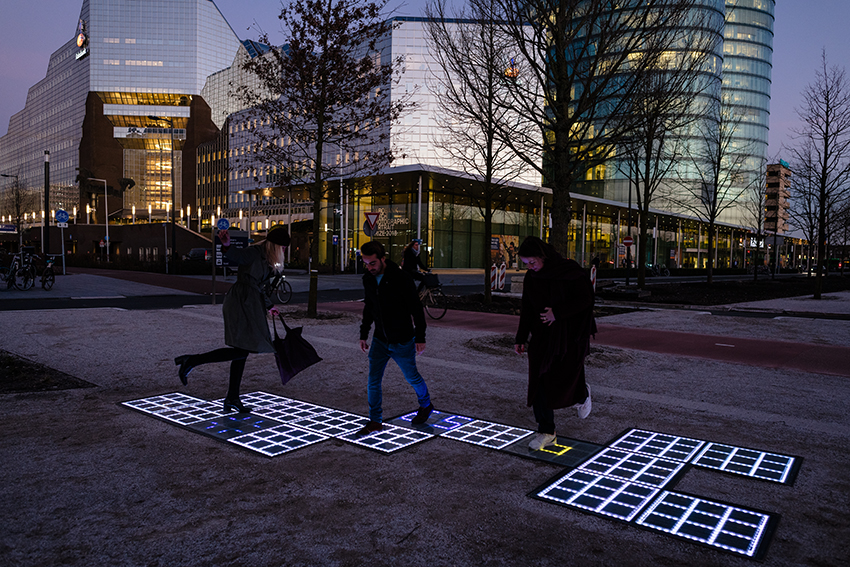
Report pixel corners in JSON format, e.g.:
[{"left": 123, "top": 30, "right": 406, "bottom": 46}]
[{"left": 1, "top": 0, "right": 848, "bottom": 161}]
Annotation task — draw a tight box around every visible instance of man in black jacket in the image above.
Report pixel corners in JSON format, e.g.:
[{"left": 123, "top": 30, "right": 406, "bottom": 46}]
[{"left": 357, "top": 240, "right": 433, "bottom": 435}]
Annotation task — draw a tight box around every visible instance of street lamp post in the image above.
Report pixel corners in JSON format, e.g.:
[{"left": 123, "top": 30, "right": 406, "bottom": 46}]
[
  {"left": 91, "top": 178, "right": 109, "bottom": 262},
  {"left": 148, "top": 115, "right": 176, "bottom": 270}
]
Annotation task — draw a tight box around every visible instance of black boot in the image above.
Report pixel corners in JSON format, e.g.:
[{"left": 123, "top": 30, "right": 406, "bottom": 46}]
[
  {"left": 223, "top": 397, "right": 251, "bottom": 413},
  {"left": 174, "top": 355, "right": 194, "bottom": 386}
]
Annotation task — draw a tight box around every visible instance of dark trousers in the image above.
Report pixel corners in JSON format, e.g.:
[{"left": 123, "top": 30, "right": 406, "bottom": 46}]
[
  {"left": 189, "top": 347, "right": 249, "bottom": 399},
  {"left": 532, "top": 391, "right": 556, "bottom": 434}
]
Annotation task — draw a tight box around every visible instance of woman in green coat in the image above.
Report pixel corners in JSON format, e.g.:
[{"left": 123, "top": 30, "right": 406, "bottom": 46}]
[{"left": 174, "top": 225, "right": 290, "bottom": 413}]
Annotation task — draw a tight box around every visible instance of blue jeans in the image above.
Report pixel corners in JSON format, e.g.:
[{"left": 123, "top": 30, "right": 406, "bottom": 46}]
[{"left": 367, "top": 337, "right": 431, "bottom": 423}]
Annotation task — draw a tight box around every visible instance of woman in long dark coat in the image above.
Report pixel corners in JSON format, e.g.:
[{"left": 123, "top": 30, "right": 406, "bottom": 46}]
[
  {"left": 514, "top": 236, "right": 595, "bottom": 450},
  {"left": 174, "top": 225, "right": 290, "bottom": 413}
]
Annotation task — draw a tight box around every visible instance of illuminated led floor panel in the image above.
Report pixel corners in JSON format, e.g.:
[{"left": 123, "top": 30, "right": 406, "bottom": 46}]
[
  {"left": 234, "top": 391, "right": 294, "bottom": 410},
  {"left": 609, "top": 429, "right": 705, "bottom": 462},
  {"left": 389, "top": 410, "right": 475, "bottom": 435},
  {"left": 635, "top": 491, "right": 778, "bottom": 560},
  {"left": 189, "top": 413, "right": 284, "bottom": 441},
  {"left": 578, "top": 448, "right": 688, "bottom": 488},
  {"left": 122, "top": 392, "right": 224, "bottom": 425},
  {"left": 228, "top": 423, "right": 328, "bottom": 457},
  {"left": 533, "top": 468, "right": 661, "bottom": 522},
  {"left": 502, "top": 435, "right": 603, "bottom": 467},
  {"left": 441, "top": 420, "right": 533, "bottom": 450},
  {"left": 252, "top": 399, "right": 335, "bottom": 423},
  {"left": 691, "top": 443, "right": 800, "bottom": 485},
  {"left": 290, "top": 409, "right": 369, "bottom": 437},
  {"left": 338, "top": 424, "right": 433, "bottom": 454}
]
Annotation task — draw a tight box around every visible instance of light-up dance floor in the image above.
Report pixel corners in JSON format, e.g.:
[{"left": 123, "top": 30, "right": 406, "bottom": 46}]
[{"left": 123, "top": 395, "right": 799, "bottom": 560}]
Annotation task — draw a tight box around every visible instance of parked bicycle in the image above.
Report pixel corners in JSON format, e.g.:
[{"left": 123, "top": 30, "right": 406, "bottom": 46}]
[
  {"left": 41, "top": 255, "right": 57, "bottom": 291},
  {"left": 263, "top": 271, "right": 293, "bottom": 304},
  {"left": 647, "top": 263, "right": 670, "bottom": 277},
  {"left": 2, "top": 249, "right": 37, "bottom": 290},
  {"left": 418, "top": 272, "right": 447, "bottom": 320}
]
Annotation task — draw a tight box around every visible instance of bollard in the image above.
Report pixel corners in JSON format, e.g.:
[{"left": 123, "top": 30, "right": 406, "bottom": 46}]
[
  {"left": 498, "top": 263, "right": 507, "bottom": 291},
  {"left": 307, "top": 269, "right": 319, "bottom": 318},
  {"left": 490, "top": 264, "right": 497, "bottom": 290}
]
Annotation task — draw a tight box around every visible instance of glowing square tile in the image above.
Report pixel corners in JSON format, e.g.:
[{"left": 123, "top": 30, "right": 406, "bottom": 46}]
[
  {"left": 578, "top": 447, "right": 687, "bottom": 488},
  {"left": 691, "top": 443, "right": 799, "bottom": 484},
  {"left": 609, "top": 429, "right": 705, "bottom": 462},
  {"left": 502, "top": 435, "right": 603, "bottom": 467},
  {"left": 534, "top": 469, "right": 660, "bottom": 522},
  {"left": 228, "top": 423, "right": 328, "bottom": 456},
  {"left": 389, "top": 410, "right": 475, "bottom": 434},
  {"left": 122, "top": 392, "right": 223, "bottom": 425},
  {"left": 289, "top": 409, "right": 367, "bottom": 437},
  {"left": 339, "top": 424, "right": 433, "bottom": 453},
  {"left": 252, "top": 399, "right": 335, "bottom": 422},
  {"left": 635, "top": 491, "right": 777, "bottom": 559},
  {"left": 236, "top": 391, "right": 294, "bottom": 409},
  {"left": 189, "top": 414, "right": 283, "bottom": 441},
  {"left": 441, "top": 420, "right": 533, "bottom": 450}
]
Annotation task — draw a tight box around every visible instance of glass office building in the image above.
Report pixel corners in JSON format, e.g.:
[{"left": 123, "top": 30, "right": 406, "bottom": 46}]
[{"left": 0, "top": 0, "right": 242, "bottom": 229}]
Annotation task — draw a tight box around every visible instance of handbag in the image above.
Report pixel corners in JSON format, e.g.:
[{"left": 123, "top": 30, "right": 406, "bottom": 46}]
[{"left": 272, "top": 314, "right": 322, "bottom": 385}]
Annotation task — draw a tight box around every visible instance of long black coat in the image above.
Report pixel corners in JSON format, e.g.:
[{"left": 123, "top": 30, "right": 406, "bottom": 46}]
[
  {"left": 515, "top": 256, "right": 595, "bottom": 409},
  {"left": 222, "top": 245, "right": 275, "bottom": 353}
]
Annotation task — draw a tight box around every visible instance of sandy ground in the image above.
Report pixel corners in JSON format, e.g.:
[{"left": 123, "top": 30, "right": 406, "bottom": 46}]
[{"left": 1, "top": 301, "right": 849, "bottom": 567}]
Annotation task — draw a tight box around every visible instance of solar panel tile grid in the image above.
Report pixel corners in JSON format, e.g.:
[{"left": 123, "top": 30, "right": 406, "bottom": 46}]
[
  {"left": 228, "top": 423, "right": 329, "bottom": 457},
  {"left": 290, "top": 409, "right": 368, "bottom": 437},
  {"left": 235, "top": 391, "right": 294, "bottom": 409},
  {"left": 339, "top": 424, "right": 433, "bottom": 453},
  {"left": 252, "top": 399, "right": 336, "bottom": 423},
  {"left": 441, "top": 420, "right": 533, "bottom": 449},
  {"left": 536, "top": 469, "right": 661, "bottom": 522},
  {"left": 635, "top": 491, "right": 772, "bottom": 558},
  {"left": 122, "top": 393, "right": 223, "bottom": 425},
  {"left": 578, "top": 448, "right": 688, "bottom": 488},
  {"left": 692, "top": 443, "right": 796, "bottom": 484},
  {"left": 609, "top": 429, "right": 706, "bottom": 462},
  {"left": 395, "top": 410, "right": 476, "bottom": 434}
]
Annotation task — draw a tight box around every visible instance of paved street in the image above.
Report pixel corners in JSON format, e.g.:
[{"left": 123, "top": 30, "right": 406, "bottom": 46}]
[{"left": 1, "top": 270, "right": 849, "bottom": 566}]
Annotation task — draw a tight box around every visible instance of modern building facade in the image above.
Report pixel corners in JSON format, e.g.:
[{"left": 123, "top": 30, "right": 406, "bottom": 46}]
[
  {"left": 0, "top": 0, "right": 242, "bottom": 256},
  {"left": 765, "top": 161, "right": 791, "bottom": 234}
]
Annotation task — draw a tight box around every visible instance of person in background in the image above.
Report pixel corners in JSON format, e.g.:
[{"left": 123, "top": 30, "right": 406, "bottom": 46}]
[
  {"left": 514, "top": 236, "right": 595, "bottom": 450},
  {"left": 401, "top": 239, "right": 428, "bottom": 289},
  {"left": 357, "top": 240, "right": 433, "bottom": 435},
  {"left": 173, "top": 225, "right": 290, "bottom": 413}
]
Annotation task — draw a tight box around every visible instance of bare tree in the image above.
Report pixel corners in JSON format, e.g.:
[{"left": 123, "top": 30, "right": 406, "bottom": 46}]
[
  {"left": 486, "top": 0, "right": 711, "bottom": 255},
  {"left": 740, "top": 156, "right": 772, "bottom": 281},
  {"left": 617, "top": 13, "right": 722, "bottom": 286},
  {"left": 233, "top": 0, "right": 413, "bottom": 275},
  {"left": 669, "top": 95, "right": 755, "bottom": 284},
  {"left": 0, "top": 175, "right": 37, "bottom": 248},
  {"left": 788, "top": 141, "right": 820, "bottom": 275},
  {"left": 424, "top": 0, "right": 537, "bottom": 301},
  {"left": 790, "top": 50, "right": 850, "bottom": 298}
]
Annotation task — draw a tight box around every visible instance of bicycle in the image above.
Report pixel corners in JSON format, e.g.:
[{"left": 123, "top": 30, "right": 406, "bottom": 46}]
[
  {"left": 263, "top": 271, "right": 293, "bottom": 304},
  {"left": 41, "top": 255, "right": 57, "bottom": 291},
  {"left": 648, "top": 263, "right": 670, "bottom": 277},
  {"left": 418, "top": 272, "right": 447, "bottom": 320},
  {"left": 4, "top": 250, "right": 37, "bottom": 290}
]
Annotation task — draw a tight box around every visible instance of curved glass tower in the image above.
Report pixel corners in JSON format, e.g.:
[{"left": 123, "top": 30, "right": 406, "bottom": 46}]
[{"left": 722, "top": 0, "right": 775, "bottom": 224}]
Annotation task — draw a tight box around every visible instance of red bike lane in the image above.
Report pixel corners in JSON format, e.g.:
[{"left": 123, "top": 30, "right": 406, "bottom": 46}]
[{"left": 321, "top": 302, "right": 850, "bottom": 378}]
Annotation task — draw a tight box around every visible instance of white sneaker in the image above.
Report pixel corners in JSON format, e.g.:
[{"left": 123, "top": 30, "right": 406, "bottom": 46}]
[
  {"left": 577, "top": 385, "right": 592, "bottom": 419},
  {"left": 528, "top": 432, "right": 557, "bottom": 450}
]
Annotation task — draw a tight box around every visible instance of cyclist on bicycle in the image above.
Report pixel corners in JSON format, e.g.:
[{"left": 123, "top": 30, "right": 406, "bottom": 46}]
[{"left": 401, "top": 239, "right": 428, "bottom": 291}]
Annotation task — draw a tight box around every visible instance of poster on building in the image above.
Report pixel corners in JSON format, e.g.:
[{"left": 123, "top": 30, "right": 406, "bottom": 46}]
[{"left": 491, "top": 235, "right": 519, "bottom": 268}]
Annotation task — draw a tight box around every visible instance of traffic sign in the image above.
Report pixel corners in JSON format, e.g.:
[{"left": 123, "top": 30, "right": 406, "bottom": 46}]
[
  {"left": 99, "top": 239, "right": 105, "bottom": 247},
  {"left": 623, "top": 236, "right": 634, "bottom": 247},
  {"left": 217, "top": 218, "right": 230, "bottom": 230},
  {"left": 55, "top": 209, "right": 69, "bottom": 223},
  {"left": 57, "top": 222, "right": 68, "bottom": 228}
]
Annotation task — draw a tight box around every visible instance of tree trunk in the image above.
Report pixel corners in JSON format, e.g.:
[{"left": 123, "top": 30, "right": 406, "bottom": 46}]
[{"left": 483, "top": 192, "right": 493, "bottom": 303}]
